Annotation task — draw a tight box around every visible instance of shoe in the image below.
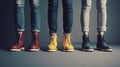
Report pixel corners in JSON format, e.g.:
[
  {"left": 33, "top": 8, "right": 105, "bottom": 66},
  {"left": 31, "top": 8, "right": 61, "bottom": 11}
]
[
  {"left": 82, "top": 35, "right": 94, "bottom": 52},
  {"left": 62, "top": 34, "right": 74, "bottom": 52},
  {"left": 97, "top": 35, "right": 112, "bottom": 52},
  {"left": 10, "top": 33, "right": 24, "bottom": 51},
  {"left": 29, "top": 33, "right": 40, "bottom": 52},
  {"left": 47, "top": 34, "right": 57, "bottom": 52}
]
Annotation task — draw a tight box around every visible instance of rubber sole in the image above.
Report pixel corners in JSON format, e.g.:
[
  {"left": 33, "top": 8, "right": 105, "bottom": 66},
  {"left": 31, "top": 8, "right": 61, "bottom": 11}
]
[
  {"left": 63, "top": 49, "right": 75, "bottom": 52},
  {"left": 47, "top": 49, "right": 57, "bottom": 52},
  {"left": 97, "top": 48, "right": 113, "bottom": 52},
  {"left": 82, "top": 48, "right": 94, "bottom": 52},
  {"left": 10, "top": 47, "right": 24, "bottom": 52},
  {"left": 29, "top": 48, "right": 40, "bottom": 52}
]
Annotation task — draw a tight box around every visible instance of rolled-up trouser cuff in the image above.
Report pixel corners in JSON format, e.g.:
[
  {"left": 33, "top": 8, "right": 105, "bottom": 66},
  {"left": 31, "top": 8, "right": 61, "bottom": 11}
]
[
  {"left": 97, "top": 27, "right": 107, "bottom": 32},
  {"left": 17, "top": 29, "right": 25, "bottom": 32},
  {"left": 82, "top": 27, "right": 89, "bottom": 32},
  {"left": 64, "top": 33, "right": 71, "bottom": 35},
  {"left": 32, "top": 29, "right": 40, "bottom": 32},
  {"left": 50, "top": 33, "right": 57, "bottom": 34},
  {"left": 50, "top": 33, "right": 57, "bottom": 36}
]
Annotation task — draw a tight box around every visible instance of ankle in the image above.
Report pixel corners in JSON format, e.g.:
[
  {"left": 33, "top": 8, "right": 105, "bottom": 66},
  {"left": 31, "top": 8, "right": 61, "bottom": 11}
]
[
  {"left": 83, "top": 31, "right": 89, "bottom": 36},
  {"left": 98, "top": 31, "right": 105, "bottom": 36},
  {"left": 18, "top": 31, "right": 23, "bottom": 34}
]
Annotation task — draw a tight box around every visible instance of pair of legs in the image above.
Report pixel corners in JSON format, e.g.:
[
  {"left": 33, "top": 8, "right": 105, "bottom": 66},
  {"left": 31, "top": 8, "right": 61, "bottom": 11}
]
[
  {"left": 47, "top": 0, "right": 74, "bottom": 51},
  {"left": 10, "top": 0, "right": 41, "bottom": 52},
  {"left": 81, "top": 0, "right": 112, "bottom": 52}
]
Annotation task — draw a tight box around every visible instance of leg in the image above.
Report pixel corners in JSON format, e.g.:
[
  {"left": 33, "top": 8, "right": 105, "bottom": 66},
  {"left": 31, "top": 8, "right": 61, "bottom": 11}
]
[
  {"left": 48, "top": 0, "right": 59, "bottom": 34},
  {"left": 62, "top": 0, "right": 73, "bottom": 34},
  {"left": 96, "top": 0, "right": 112, "bottom": 52},
  {"left": 97, "top": 0, "right": 107, "bottom": 32},
  {"left": 16, "top": 0, "right": 25, "bottom": 32},
  {"left": 10, "top": 0, "right": 25, "bottom": 52},
  {"left": 81, "top": 0, "right": 94, "bottom": 52},
  {"left": 62, "top": 0, "right": 74, "bottom": 51},
  {"left": 81, "top": 0, "right": 92, "bottom": 33},
  {"left": 30, "top": 0, "right": 41, "bottom": 32},
  {"left": 29, "top": 0, "right": 41, "bottom": 51},
  {"left": 47, "top": 0, "right": 59, "bottom": 51}
]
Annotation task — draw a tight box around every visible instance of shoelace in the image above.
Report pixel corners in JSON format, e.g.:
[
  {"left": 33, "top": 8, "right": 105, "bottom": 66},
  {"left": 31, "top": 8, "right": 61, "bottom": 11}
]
[
  {"left": 64, "top": 36, "right": 72, "bottom": 45},
  {"left": 49, "top": 35, "right": 56, "bottom": 45},
  {"left": 16, "top": 34, "right": 23, "bottom": 44},
  {"left": 32, "top": 34, "right": 39, "bottom": 44}
]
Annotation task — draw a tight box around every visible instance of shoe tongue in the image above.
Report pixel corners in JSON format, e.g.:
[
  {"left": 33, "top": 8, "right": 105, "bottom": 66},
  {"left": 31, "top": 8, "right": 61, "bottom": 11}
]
[
  {"left": 50, "top": 36, "right": 56, "bottom": 42},
  {"left": 64, "top": 37, "right": 71, "bottom": 43}
]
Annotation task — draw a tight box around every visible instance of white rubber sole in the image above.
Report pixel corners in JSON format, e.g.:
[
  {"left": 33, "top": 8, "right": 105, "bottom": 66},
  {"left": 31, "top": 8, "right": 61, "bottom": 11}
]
[
  {"left": 47, "top": 49, "right": 57, "bottom": 52},
  {"left": 82, "top": 49, "right": 94, "bottom": 52},
  {"left": 10, "top": 47, "right": 24, "bottom": 52},
  {"left": 29, "top": 48, "right": 40, "bottom": 52},
  {"left": 63, "top": 49, "right": 75, "bottom": 52},
  {"left": 99, "top": 48, "right": 113, "bottom": 52}
]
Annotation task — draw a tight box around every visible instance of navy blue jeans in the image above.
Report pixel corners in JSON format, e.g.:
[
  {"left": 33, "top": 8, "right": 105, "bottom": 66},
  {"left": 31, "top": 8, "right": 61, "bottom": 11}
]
[
  {"left": 16, "top": 0, "right": 41, "bottom": 32},
  {"left": 48, "top": 0, "right": 73, "bottom": 34}
]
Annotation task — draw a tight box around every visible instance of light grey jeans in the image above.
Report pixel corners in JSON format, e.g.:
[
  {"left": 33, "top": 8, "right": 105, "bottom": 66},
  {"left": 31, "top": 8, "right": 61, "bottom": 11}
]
[{"left": 81, "top": 0, "right": 107, "bottom": 32}]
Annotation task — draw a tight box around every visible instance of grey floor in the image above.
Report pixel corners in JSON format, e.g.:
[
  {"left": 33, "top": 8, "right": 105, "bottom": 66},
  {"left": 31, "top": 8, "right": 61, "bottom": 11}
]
[{"left": 0, "top": 44, "right": 120, "bottom": 67}]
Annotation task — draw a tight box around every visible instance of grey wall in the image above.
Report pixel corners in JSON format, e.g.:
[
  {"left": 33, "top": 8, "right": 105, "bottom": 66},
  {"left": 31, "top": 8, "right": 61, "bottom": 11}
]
[{"left": 0, "top": 0, "right": 120, "bottom": 49}]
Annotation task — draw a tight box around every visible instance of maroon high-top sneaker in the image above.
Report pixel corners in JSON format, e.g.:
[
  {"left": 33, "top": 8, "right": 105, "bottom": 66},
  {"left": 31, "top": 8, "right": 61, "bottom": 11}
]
[
  {"left": 10, "top": 33, "right": 24, "bottom": 51},
  {"left": 29, "top": 33, "right": 40, "bottom": 51}
]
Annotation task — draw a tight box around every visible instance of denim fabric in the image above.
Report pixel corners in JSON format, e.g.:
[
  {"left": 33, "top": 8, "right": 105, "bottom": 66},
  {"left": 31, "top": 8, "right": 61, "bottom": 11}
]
[
  {"left": 16, "top": 0, "right": 41, "bottom": 32},
  {"left": 48, "top": 0, "right": 73, "bottom": 34}
]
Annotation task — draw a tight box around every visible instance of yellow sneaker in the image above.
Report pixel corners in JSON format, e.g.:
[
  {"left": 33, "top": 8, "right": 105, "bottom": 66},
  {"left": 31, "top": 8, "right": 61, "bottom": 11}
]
[
  {"left": 47, "top": 34, "right": 57, "bottom": 52},
  {"left": 62, "top": 34, "right": 74, "bottom": 52}
]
